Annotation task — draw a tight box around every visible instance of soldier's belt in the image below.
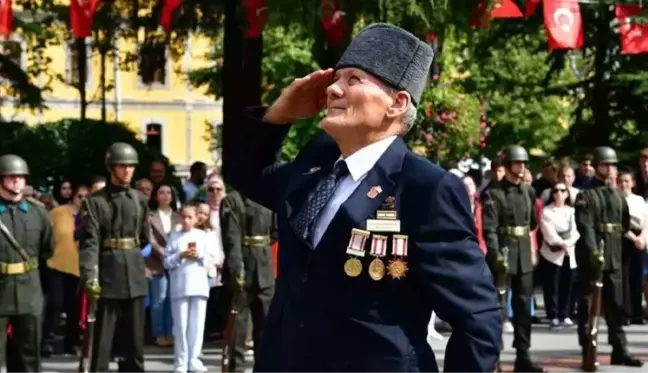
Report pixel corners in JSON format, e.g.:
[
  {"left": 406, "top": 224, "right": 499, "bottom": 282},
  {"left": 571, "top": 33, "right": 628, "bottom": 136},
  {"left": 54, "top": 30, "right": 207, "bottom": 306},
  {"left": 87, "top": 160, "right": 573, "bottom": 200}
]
[
  {"left": 598, "top": 223, "right": 622, "bottom": 233},
  {"left": 243, "top": 235, "right": 271, "bottom": 246},
  {"left": 499, "top": 226, "right": 530, "bottom": 237},
  {"left": 102, "top": 237, "right": 137, "bottom": 250},
  {"left": 0, "top": 258, "right": 38, "bottom": 275}
]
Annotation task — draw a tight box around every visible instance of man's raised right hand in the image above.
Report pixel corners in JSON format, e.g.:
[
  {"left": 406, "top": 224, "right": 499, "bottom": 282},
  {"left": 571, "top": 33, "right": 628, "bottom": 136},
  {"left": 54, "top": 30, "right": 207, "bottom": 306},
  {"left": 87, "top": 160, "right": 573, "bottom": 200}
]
[{"left": 263, "top": 69, "right": 334, "bottom": 125}]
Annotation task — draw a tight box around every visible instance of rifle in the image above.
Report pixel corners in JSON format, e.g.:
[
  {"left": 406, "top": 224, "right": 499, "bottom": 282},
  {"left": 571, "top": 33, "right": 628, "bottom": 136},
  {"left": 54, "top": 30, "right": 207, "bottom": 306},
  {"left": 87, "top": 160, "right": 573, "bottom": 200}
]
[
  {"left": 583, "top": 240, "right": 605, "bottom": 372},
  {"left": 78, "top": 265, "right": 99, "bottom": 373},
  {"left": 221, "top": 279, "right": 243, "bottom": 373},
  {"left": 495, "top": 247, "right": 510, "bottom": 310}
]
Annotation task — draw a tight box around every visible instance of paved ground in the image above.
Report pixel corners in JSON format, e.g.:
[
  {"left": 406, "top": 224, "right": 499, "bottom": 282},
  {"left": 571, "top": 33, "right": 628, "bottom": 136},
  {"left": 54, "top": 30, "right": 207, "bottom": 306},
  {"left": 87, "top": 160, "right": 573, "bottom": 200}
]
[{"left": 33, "top": 322, "right": 648, "bottom": 372}]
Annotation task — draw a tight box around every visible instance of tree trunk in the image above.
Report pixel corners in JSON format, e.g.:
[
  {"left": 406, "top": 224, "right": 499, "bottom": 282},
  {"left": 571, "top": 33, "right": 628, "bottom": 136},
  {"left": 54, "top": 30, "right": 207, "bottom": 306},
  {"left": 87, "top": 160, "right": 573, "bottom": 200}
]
[{"left": 221, "top": 0, "right": 244, "bottom": 177}]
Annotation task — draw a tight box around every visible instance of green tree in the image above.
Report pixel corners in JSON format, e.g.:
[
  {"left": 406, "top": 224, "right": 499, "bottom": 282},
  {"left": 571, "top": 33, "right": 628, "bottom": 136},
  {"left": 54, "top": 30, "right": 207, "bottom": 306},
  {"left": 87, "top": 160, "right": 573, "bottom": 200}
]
[{"left": 461, "top": 25, "right": 574, "bottom": 157}]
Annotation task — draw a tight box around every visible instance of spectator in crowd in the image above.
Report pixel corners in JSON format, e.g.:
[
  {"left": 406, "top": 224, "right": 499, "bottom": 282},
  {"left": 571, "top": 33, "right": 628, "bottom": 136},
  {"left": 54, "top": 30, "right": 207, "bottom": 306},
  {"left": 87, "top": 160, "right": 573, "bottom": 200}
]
[
  {"left": 634, "top": 149, "right": 648, "bottom": 200},
  {"left": 196, "top": 201, "right": 226, "bottom": 340},
  {"left": 531, "top": 161, "right": 557, "bottom": 196},
  {"left": 165, "top": 204, "right": 211, "bottom": 373},
  {"left": 147, "top": 183, "right": 181, "bottom": 347},
  {"left": 540, "top": 162, "right": 580, "bottom": 205},
  {"left": 573, "top": 154, "right": 594, "bottom": 189},
  {"left": 183, "top": 162, "right": 207, "bottom": 201},
  {"left": 462, "top": 175, "right": 486, "bottom": 254},
  {"left": 53, "top": 179, "right": 73, "bottom": 205},
  {"left": 42, "top": 184, "right": 89, "bottom": 356},
  {"left": 539, "top": 181, "right": 579, "bottom": 330},
  {"left": 137, "top": 178, "right": 154, "bottom": 202},
  {"left": 149, "top": 160, "right": 184, "bottom": 209},
  {"left": 89, "top": 175, "right": 106, "bottom": 194},
  {"left": 618, "top": 170, "right": 648, "bottom": 324}
]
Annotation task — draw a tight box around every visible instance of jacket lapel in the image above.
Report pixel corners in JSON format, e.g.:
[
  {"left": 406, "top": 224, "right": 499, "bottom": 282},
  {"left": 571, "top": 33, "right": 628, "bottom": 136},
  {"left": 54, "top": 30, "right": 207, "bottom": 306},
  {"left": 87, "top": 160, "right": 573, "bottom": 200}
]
[
  {"left": 150, "top": 212, "right": 167, "bottom": 245},
  {"left": 316, "top": 137, "right": 408, "bottom": 250}
]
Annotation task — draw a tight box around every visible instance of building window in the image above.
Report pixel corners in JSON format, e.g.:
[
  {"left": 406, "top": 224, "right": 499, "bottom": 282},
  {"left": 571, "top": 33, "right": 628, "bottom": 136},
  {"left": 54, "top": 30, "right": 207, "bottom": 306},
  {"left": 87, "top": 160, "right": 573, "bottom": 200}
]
[
  {"left": 146, "top": 123, "right": 163, "bottom": 152},
  {"left": 0, "top": 40, "right": 26, "bottom": 80},
  {"left": 66, "top": 40, "right": 92, "bottom": 87},
  {"left": 138, "top": 42, "right": 169, "bottom": 88}
]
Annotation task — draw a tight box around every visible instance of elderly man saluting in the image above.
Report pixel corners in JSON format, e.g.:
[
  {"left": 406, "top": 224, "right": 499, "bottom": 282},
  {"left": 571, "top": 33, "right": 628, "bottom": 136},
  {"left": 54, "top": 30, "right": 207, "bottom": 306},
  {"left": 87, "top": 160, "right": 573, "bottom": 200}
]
[{"left": 224, "top": 23, "right": 501, "bottom": 372}]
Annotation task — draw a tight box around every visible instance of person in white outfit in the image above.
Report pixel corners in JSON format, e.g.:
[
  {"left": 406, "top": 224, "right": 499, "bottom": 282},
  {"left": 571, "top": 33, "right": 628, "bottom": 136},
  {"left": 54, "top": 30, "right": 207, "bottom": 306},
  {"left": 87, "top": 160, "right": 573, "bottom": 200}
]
[
  {"left": 164, "top": 204, "right": 212, "bottom": 373},
  {"left": 539, "top": 181, "right": 580, "bottom": 330}
]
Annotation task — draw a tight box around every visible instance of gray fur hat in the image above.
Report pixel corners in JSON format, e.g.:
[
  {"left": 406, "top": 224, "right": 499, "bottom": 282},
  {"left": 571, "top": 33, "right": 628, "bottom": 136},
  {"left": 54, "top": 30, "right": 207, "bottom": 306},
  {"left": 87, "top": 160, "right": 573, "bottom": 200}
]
[{"left": 335, "top": 23, "right": 435, "bottom": 106}]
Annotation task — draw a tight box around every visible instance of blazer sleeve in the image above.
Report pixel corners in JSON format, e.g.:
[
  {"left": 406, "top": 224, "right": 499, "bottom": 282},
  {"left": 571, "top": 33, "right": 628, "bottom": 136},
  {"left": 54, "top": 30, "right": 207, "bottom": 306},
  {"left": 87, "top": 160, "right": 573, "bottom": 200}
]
[
  {"left": 410, "top": 172, "right": 501, "bottom": 372},
  {"left": 564, "top": 208, "right": 581, "bottom": 247},
  {"left": 222, "top": 107, "right": 294, "bottom": 211}
]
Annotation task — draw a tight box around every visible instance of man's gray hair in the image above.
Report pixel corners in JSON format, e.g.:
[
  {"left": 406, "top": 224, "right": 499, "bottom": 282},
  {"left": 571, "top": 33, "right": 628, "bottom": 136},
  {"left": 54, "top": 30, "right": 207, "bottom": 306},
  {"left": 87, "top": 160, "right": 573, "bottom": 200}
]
[{"left": 402, "top": 102, "right": 418, "bottom": 132}]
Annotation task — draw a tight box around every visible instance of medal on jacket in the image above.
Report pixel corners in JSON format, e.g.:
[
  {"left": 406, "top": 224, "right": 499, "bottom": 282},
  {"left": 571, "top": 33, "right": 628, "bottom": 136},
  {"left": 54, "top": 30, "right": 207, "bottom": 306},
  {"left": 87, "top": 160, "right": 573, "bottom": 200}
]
[
  {"left": 368, "top": 235, "right": 388, "bottom": 281},
  {"left": 387, "top": 234, "right": 409, "bottom": 279},
  {"left": 344, "top": 229, "right": 369, "bottom": 277}
]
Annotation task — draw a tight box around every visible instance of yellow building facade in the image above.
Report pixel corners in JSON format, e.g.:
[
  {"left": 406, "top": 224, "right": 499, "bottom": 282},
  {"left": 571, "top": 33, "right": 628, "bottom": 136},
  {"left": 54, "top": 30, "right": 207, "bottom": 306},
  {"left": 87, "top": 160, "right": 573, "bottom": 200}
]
[{"left": 1, "top": 29, "right": 221, "bottom": 172}]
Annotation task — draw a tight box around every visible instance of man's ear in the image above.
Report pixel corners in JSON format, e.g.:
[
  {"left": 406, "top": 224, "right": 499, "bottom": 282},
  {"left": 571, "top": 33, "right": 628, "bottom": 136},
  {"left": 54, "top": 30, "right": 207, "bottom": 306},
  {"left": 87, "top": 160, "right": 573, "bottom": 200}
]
[{"left": 385, "top": 91, "right": 411, "bottom": 120}]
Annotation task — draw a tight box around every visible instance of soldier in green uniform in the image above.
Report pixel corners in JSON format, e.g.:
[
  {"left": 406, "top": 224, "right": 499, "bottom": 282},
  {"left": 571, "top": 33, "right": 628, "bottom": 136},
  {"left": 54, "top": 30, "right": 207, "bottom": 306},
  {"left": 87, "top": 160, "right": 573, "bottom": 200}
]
[
  {"left": 574, "top": 146, "right": 642, "bottom": 368},
  {"left": 482, "top": 145, "right": 544, "bottom": 373},
  {"left": 78, "top": 142, "right": 150, "bottom": 372},
  {"left": 220, "top": 190, "right": 276, "bottom": 372},
  {"left": 0, "top": 154, "right": 54, "bottom": 371}
]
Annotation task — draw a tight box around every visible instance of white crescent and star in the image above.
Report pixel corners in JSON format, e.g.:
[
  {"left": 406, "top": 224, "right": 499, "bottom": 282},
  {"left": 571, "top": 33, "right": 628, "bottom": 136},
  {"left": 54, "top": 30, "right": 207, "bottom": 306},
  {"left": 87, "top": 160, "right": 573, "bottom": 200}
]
[{"left": 553, "top": 7, "right": 575, "bottom": 33}]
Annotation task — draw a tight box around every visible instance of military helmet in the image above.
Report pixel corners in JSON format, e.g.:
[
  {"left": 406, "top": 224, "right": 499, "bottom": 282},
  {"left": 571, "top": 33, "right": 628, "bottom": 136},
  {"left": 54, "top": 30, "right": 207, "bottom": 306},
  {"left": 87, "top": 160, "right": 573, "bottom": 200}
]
[
  {"left": 502, "top": 145, "right": 529, "bottom": 163},
  {"left": 0, "top": 154, "right": 29, "bottom": 176},
  {"left": 105, "top": 142, "right": 139, "bottom": 167},
  {"left": 592, "top": 146, "right": 618, "bottom": 165}
]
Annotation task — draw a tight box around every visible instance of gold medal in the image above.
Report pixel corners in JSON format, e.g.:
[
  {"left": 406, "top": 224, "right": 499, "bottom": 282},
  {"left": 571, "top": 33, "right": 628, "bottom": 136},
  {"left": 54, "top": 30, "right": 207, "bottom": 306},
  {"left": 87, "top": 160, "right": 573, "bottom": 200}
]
[
  {"left": 344, "top": 257, "right": 363, "bottom": 277},
  {"left": 387, "top": 258, "right": 408, "bottom": 279},
  {"left": 368, "top": 258, "right": 386, "bottom": 281}
]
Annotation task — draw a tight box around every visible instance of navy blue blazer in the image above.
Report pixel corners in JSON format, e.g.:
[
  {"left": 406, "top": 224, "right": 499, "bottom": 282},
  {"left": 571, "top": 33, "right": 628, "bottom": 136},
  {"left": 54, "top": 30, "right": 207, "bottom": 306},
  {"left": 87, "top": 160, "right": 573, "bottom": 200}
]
[{"left": 223, "top": 108, "right": 502, "bottom": 372}]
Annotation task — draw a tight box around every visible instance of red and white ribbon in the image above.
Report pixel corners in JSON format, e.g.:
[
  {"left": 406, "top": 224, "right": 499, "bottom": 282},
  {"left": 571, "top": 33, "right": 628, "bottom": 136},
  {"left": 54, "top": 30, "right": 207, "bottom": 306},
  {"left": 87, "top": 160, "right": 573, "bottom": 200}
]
[
  {"left": 370, "top": 235, "right": 388, "bottom": 257},
  {"left": 346, "top": 228, "right": 369, "bottom": 257},
  {"left": 392, "top": 234, "right": 409, "bottom": 256}
]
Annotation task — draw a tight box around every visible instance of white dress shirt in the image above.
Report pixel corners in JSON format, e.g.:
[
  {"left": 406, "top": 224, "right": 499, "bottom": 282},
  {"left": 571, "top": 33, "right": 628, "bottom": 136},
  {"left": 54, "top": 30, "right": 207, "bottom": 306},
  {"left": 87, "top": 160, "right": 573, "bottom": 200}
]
[
  {"left": 539, "top": 204, "right": 580, "bottom": 268},
  {"left": 624, "top": 193, "right": 648, "bottom": 248},
  {"left": 311, "top": 136, "right": 397, "bottom": 247},
  {"left": 540, "top": 186, "right": 580, "bottom": 205},
  {"left": 158, "top": 208, "right": 173, "bottom": 234}
]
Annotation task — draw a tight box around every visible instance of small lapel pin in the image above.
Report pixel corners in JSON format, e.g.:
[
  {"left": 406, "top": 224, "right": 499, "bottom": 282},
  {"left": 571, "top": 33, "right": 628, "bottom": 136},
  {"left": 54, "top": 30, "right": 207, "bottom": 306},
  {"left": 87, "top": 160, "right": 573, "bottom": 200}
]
[
  {"left": 367, "top": 185, "right": 383, "bottom": 199},
  {"left": 303, "top": 167, "right": 321, "bottom": 175}
]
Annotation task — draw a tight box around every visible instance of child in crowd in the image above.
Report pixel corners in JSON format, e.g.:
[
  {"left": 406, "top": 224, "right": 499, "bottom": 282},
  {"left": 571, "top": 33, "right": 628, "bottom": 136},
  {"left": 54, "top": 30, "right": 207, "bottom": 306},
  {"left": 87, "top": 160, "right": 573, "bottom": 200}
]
[{"left": 164, "top": 204, "right": 211, "bottom": 373}]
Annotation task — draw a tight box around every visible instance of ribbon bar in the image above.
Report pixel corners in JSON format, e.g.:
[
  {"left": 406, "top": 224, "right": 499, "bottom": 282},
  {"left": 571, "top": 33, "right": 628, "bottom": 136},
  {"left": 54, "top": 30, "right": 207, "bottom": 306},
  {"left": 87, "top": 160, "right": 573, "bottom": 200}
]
[{"left": 392, "top": 234, "right": 409, "bottom": 257}]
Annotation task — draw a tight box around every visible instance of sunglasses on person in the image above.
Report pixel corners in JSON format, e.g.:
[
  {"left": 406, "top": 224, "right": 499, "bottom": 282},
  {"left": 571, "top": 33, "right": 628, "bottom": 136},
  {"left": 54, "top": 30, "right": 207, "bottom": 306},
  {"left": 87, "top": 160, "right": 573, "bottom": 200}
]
[
  {"left": 553, "top": 188, "right": 567, "bottom": 194},
  {"left": 207, "top": 186, "right": 223, "bottom": 193}
]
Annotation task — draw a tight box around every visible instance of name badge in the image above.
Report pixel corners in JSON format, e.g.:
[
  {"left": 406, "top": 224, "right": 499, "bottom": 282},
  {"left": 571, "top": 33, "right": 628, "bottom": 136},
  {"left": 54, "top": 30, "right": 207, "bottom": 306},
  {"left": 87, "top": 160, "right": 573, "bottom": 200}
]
[{"left": 366, "top": 219, "right": 401, "bottom": 232}]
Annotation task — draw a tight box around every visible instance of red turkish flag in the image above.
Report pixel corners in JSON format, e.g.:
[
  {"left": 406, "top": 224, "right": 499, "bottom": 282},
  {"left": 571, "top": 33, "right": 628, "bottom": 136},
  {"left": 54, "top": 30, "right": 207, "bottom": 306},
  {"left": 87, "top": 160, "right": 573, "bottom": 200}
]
[
  {"left": 70, "top": 0, "right": 101, "bottom": 38},
  {"left": 0, "top": 0, "right": 12, "bottom": 39},
  {"left": 160, "top": 0, "right": 182, "bottom": 33},
  {"left": 543, "top": 0, "right": 584, "bottom": 50},
  {"left": 243, "top": 0, "right": 268, "bottom": 38},
  {"left": 616, "top": 4, "right": 648, "bottom": 55},
  {"left": 321, "top": 0, "right": 346, "bottom": 47},
  {"left": 490, "top": 0, "right": 523, "bottom": 18},
  {"left": 525, "top": 0, "right": 541, "bottom": 16},
  {"left": 470, "top": 0, "right": 522, "bottom": 28}
]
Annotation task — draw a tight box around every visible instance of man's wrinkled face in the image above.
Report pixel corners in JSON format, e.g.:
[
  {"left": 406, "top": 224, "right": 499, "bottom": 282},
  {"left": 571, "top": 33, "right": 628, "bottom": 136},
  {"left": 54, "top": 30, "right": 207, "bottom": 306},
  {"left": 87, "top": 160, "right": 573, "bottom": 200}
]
[
  {"left": 321, "top": 68, "right": 394, "bottom": 133},
  {"left": 207, "top": 177, "right": 225, "bottom": 204},
  {"left": 2, "top": 175, "right": 26, "bottom": 194},
  {"left": 149, "top": 162, "right": 166, "bottom": 184},
  {"left": 137, "top": 179, "right": 153, "bottom": 200},
  {"left": 522, "top": 170, "right": 533, "bottom": 185}
]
